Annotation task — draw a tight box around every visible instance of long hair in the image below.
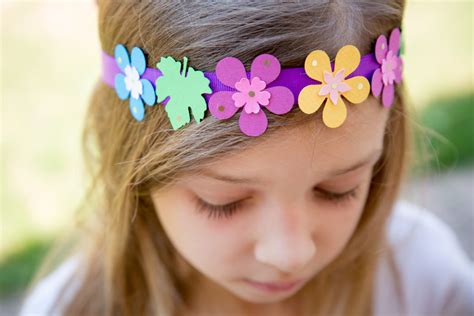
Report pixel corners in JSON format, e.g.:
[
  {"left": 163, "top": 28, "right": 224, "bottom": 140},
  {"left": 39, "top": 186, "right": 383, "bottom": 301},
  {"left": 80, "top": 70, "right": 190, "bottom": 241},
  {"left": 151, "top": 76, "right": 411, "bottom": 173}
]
[{"left": 38, "top": 1, "right": 407, "bottom": 315}]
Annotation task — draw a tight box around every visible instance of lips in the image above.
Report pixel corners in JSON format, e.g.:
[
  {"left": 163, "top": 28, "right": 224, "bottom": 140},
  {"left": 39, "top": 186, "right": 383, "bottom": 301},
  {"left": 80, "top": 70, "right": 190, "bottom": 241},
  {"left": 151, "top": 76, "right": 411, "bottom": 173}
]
[{"left": 244, "top": 278, "right": 306, "bottom": 292}]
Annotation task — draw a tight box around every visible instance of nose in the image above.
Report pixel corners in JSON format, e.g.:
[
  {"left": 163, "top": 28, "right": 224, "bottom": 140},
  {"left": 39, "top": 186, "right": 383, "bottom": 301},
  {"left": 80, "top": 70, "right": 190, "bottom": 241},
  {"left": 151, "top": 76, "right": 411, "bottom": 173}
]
[{"left": 254, "top": 205, "right": 316, "bottom": 274}]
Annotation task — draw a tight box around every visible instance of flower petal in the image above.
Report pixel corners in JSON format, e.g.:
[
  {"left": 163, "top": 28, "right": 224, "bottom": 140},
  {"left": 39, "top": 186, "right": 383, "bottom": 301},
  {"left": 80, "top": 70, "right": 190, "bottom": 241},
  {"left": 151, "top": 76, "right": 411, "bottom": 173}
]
[
  {"left": 322, "top": 97, "right": 347, "bottom": 128},
  {"left": 124, "top": 73, "right": 133, "bottom": 91},
  {"left": 235, "top": 78, "right": 251, "bottom": 93},
  {"left": 251, "top": 76, "right": 267, "bottom": 92},
  {"left": 319, "top": 84, "right": 331, "bottom": 97},
  {"left": 337, "top": 82, "right": 351, "bottom": 93},
  {"left": 232, "top": 92, "right": 247, "bottom": 108},
  {"left": 114, "top": 44, "right": 130, "bottom": 72},
  {"left": 114, "top": 74, "right": 130, "bottom": 100},
  {"left": 209, "top": 91, "right": 240, "bottom": 120},
  {"left": 239, "top": 109, "right": 268, "bottom": 137},
  {"left": 394, "top": 57, "right": 403, "bottom": 84},
  {"left": 130, "top": 96, "right": 145, "bottom": 121},
  {"left": 131, "top": 47, "right": 147, "bottom": 76},
  {"left": 256, "top": 90, "right": 271, "bottom": 106},
  {"left": 130, "top": 80, "right": 142, "bottom": 100},
  {"left": 375, "top": 35, "right": 388, "bottom": 64},
  {"left": 323, "top": 71, "right": 334, "bottom": 84},
  {"left": 298, "top": 85, "right": 325, "bottom": 114},
  {"left": 334, "top": 69, "right": 346, "bottom": 81},
  {"left": 342, "top": 76, "right": 370, "bottom": 104},
  {"left": 265, "top": 86, "right": 294, "bottom": 115},
  {"left": 216, "top": 57, "right": 247, "bottom": 88},
  {"left": 329, "top": 90, "right": 340, "bottom": 105},
  {"left": 244, "top": 98, "right": 260, "bottom": 114},
  {"left": 129, "top": 65, "right": 140, "bottom": 81},
  {"left": 140, "top": 79, "right": 156, "bottom": 106},
  {"left": 304, "top": 50, "right": 331, "bottom": 82},
  {"left": 371, "top": 68, "right": 383, "bottom": 97},
  {"left": 382, "top": 83, "right": 395, "bottom": 108},
  {"left": 334, "top": 45, "right": 361, "bottom": 77},
  {"left": 250, "top": 54, "right": 281, "bottom": 85},
  {"left": 389, "top": 28, "right": 401, "bottom": 54}
]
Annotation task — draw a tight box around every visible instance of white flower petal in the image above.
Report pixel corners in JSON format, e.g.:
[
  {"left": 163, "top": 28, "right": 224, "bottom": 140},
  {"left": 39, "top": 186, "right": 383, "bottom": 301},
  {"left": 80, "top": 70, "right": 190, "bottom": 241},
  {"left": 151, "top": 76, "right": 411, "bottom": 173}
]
[
  {"left": 131, "top": 88, "right": 140, "bottom": 100},
  {"left": 124, "top": 65, "right": 133, "bottom": 78},
  {"left": 124, "top": 76, "right": 133, "bottom": 91},
  {"left": 130, "top": 66, "right": 140, "bottom": 81}
]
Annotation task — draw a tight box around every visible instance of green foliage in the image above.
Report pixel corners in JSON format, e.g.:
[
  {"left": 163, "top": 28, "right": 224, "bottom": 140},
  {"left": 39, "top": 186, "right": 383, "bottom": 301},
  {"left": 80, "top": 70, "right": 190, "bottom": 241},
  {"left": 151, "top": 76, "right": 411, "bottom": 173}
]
[
  {"left": 415, "top": 91, "right": 474, "bottom": 172},
  {"left": 155, "top": 56, "right": 212, "bottom": 130},
  {"left": 0, "top": 239, "right": 52, "bottom": 295}
]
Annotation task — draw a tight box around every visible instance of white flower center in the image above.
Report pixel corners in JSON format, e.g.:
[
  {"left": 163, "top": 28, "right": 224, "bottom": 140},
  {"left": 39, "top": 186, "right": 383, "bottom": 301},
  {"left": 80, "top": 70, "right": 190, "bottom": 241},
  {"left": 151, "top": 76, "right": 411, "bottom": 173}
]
[{"left": 124, "top": 65, "right": 143, "bottom": 99}]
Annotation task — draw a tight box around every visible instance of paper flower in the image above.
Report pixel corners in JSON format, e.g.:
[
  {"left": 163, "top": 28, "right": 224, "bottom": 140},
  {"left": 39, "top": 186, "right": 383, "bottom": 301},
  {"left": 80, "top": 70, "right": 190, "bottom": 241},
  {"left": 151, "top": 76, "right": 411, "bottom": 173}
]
[
  {"left": 155, "top": 56, "right": 212, "bottom": 130},
  {"left": 208, "top": 54, "right": 294, "bottom": 137},
  {"left": 298, "top": 45, "right": 370, "bottom": 128},
  {"left": 114, "top": 44, "right": 156, "bottom": 121},
  {"left": 371, "top": 28, "right": 403, "bottom": 107}
]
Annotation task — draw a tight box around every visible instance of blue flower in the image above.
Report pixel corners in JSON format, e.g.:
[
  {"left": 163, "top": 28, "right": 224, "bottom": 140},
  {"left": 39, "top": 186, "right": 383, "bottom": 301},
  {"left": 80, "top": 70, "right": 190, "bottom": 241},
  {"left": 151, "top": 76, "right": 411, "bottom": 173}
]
[{"left": 114, "top": 44, "right": 156, "bottom": 121}]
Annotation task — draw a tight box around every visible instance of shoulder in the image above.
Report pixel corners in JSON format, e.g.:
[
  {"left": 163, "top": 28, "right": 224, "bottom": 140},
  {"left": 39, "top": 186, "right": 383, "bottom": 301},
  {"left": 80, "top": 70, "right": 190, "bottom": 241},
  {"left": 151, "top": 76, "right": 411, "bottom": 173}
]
[
  {"left": 374, "top": 200, "right": 474, "bottom": 316},
  {"left": 20, "top": 256, "right": 82, "bottom": 316},
  {"left": 387, "top": 200, "right": 473, "bottom": 280}
]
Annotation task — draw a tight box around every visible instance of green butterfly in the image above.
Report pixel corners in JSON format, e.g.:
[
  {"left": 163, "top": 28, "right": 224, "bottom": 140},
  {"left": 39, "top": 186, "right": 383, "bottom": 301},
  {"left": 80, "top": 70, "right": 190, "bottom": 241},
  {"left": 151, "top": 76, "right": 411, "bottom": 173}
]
[{"left": 155, "top": 56, "right": 212, "bottom": 130}]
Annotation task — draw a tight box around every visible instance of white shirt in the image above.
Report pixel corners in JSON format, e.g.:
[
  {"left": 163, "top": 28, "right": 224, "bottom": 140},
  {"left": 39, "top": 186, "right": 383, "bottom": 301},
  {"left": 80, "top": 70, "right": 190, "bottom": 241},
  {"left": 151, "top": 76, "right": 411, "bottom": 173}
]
[
  {"left": 20, "top": 201, "right": 474, "bottom": 316},
  {"left": 374, "top": 201, "right": 473, "bottom": 315}
]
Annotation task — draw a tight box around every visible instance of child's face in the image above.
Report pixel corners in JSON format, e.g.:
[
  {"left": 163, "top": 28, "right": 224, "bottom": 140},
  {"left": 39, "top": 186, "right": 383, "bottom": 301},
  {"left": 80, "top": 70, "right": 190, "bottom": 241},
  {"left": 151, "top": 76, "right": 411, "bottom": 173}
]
[{"left": 152, "top": 96, "right": 389, "bottom": 308}]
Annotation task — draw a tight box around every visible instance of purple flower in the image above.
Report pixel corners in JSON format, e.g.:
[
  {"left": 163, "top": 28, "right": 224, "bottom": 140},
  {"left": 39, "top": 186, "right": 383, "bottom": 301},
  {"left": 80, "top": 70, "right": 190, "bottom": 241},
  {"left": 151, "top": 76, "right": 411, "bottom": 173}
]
[
  {"left": 371, "top": 28, "right": 403, "bottom": 107},
  {"left": 208, "top": 54, "right": 294, "bottom": 137}
]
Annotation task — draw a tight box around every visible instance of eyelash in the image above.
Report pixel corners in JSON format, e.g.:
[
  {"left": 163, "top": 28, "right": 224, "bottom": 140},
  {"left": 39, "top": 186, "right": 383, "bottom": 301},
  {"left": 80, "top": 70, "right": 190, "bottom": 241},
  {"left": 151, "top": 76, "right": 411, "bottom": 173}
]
[
  {"left": 314, "top": 187, "right": 359, "bottom": 204},
  {"left": 195, "top": 198, "right": 244, "bottom": 220},
  {"left": 195, "top": 187, "right": 359, "bottom": 220}
]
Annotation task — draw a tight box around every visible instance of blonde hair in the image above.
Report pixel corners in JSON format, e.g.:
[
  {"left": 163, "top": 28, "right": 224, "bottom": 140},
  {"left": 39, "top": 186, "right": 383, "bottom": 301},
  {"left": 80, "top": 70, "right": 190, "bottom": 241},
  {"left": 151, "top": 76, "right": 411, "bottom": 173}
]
[{"left": 45, "top": 1, "right": 407, "bottom": 315}]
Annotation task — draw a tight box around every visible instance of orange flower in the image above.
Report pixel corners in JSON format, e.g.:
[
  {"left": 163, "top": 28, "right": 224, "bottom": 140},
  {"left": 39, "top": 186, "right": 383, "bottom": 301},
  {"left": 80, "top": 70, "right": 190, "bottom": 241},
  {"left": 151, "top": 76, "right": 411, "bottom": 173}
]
[{"left": 298, "top": 45, "right": 370, "bottom": 128}]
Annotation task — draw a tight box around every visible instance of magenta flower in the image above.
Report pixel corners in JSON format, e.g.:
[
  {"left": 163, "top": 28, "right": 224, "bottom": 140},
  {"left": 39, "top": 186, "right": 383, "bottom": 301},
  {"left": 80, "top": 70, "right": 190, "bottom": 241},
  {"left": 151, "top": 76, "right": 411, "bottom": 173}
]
[
  {"left": 233, "top": 77, "right": 271, "bottom": 113},
  {"left": 371, "top": 28, "right": 403, "bottom": 107},
  {"left": 208, "top": 54, "right": 294, "bottom": 137}
]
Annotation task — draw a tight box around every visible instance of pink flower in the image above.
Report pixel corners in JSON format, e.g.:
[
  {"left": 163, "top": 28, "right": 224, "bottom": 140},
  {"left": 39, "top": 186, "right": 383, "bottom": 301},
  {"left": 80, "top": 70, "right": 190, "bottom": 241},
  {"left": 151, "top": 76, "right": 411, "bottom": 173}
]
[
  {"left": 232, "top": 77, "right": 271, "bottom": 114},
  {"left": 381, "top": 50, "right": 398, "bottom": 85},
  {"left": 371, "top": 28, "right": 403, "bottom": 107},
  {"left": 319, "top": 69, "right": 352, "bottom": 105},
  {"left": 208, "top": 54, "right": 294, "bottom": 137}
]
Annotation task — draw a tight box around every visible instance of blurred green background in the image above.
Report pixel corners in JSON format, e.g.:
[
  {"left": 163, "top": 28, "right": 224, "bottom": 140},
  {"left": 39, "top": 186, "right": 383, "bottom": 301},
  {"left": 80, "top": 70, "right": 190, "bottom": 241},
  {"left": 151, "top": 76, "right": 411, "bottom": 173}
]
[{"left": 1, "top": 0, "right": 473, "bottom": 311}]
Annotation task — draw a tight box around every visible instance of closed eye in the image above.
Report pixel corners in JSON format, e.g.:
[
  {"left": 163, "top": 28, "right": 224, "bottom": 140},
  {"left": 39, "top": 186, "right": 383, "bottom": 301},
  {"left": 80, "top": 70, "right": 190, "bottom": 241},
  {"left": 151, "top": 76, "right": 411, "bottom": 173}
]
[{"left": 313, "top": 186, "right": 359, "bottom": 203}]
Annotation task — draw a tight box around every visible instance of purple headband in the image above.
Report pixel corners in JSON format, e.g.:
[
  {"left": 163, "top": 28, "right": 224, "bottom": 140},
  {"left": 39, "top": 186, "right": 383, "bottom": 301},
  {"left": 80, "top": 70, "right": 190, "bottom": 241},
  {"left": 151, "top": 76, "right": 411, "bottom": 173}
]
[
  {"left": 101, "top": 28, "right": 403, "bottom": 136},
  {"left": 102, "top": 52, "right": 380, "bottom": 103}
]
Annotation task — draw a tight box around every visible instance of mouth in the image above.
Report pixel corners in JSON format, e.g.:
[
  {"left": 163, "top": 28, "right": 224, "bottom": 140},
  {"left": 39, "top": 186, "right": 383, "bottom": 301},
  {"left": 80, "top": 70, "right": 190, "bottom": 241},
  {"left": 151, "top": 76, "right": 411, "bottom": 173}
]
[{"left": 243, "top": 278, "right": 306, "bottom": 293}]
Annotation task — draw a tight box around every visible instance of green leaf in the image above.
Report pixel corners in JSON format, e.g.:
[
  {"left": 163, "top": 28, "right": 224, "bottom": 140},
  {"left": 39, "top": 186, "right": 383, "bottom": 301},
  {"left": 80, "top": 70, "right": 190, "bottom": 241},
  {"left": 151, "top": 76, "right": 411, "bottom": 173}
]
[
  {"left": 164, "top": 98, "right": 191, "bottom": 130},
  {"left": 155, "top": 56, "right": 212, "bottom": 130}
]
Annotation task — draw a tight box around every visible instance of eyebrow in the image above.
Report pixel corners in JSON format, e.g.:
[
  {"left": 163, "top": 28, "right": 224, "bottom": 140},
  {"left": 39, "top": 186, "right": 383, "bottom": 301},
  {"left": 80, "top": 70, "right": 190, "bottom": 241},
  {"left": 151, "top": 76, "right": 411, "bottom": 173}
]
[{"left": 199, "top": 149, "right": 383, "bottom": 184}]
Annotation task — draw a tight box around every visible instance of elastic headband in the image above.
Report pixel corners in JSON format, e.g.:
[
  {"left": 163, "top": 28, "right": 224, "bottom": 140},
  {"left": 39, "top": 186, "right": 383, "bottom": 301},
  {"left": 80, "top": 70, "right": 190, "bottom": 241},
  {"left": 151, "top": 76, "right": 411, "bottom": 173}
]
[{"left": 101, "top": 28, "right": 403, "bottom": 136}]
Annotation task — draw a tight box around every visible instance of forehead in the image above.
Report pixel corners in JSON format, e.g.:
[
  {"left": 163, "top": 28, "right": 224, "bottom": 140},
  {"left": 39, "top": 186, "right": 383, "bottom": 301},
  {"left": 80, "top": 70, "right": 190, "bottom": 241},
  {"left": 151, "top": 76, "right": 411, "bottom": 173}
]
[{"left": 198, "top": 96, "right": 389, "bottom": 180}]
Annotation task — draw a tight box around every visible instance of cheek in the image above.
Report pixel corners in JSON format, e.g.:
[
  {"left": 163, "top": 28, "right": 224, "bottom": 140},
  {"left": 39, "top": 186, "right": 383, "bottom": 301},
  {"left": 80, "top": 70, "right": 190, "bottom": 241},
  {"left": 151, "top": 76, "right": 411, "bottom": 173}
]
[
  {"left": 313, "top": 183, "right": 370, "bottom": 265},
  {"left": 153, "top": 191, "right": 246, "bottom": 276}
]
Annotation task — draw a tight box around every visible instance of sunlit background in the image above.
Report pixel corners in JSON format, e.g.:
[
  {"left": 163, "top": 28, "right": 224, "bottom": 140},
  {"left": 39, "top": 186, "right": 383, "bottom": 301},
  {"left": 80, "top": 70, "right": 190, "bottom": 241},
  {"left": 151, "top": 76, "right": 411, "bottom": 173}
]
[{"left": 1, "top": 0, "right": 473, "bottom": 313}]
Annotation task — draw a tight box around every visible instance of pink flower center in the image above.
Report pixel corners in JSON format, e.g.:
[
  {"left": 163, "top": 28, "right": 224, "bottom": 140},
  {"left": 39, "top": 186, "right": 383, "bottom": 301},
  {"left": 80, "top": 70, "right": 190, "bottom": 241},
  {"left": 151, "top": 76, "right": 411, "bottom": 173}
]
[
  {"left": 318, "top": 69, "right": 351, "bottom": 105},
  {"left": 381, "top": 50, "right": 398, "bottom": 86},
  {"left": 232, "top": 77, "right": 271, "bottom": 114}
]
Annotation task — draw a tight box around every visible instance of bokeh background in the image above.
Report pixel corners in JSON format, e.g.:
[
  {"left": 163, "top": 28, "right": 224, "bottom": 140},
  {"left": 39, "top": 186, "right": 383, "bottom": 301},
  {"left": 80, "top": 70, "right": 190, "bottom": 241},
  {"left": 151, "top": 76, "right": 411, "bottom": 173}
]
[{"left": 1, "top": 0, "right": 473, "bottom": 313}]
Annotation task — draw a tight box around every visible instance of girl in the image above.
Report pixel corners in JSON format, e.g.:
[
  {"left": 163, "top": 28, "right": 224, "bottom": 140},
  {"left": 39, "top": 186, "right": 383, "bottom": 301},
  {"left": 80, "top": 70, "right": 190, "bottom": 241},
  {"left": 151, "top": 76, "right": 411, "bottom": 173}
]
[{"left": 21, "top": 1, "right": 473, "bottom": 316}]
